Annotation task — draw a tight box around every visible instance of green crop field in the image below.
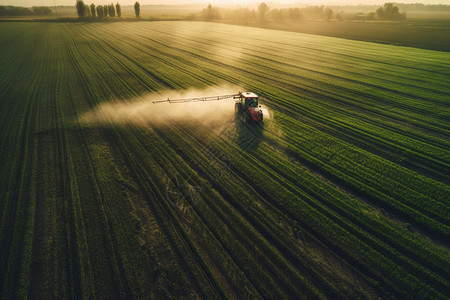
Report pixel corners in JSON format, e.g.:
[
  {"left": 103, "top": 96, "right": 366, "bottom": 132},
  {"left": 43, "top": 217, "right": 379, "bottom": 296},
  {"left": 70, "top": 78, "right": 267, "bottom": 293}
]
[{"left": 0, "top": 21, "right": 449, "bottom": 299}]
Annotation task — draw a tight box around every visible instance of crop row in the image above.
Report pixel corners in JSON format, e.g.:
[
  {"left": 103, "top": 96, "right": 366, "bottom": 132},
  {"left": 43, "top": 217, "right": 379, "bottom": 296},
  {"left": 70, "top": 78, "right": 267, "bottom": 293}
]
[
  {"left": 124, "top": 22, "right": 449, "bottom": 180},
  {"left": 1, "top": 21, "right": 448, "bottom": 298},
  {"left": 62, "top": 26, "right": 223, "bottom": 298},
  {"left": 67, "top": 26, "right": 327, "bottom": 297},
  {"left": 147, "top": 110, "right": 448, "bottom": 298},
  {"left": 60, "top": 21, "right": 450, "bottom": 298}
]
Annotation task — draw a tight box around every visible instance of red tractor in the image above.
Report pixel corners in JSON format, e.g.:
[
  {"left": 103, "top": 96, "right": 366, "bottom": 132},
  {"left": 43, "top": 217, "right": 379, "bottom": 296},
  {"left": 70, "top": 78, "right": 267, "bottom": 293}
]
[{"left": 234, "top": 92, "right": 263, "bottom": 123}]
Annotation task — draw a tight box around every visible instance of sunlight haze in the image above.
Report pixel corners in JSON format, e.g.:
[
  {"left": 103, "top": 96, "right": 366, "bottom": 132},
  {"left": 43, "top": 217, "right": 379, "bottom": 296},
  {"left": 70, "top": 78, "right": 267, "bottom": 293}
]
[{"left": 2, "top": 0, "right": 450, "bottom": 6}]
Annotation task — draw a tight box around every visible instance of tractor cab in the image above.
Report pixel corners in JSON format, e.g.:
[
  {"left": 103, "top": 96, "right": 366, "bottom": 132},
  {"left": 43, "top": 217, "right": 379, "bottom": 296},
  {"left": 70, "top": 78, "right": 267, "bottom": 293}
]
[{"left": 235, "top": 92, "right": 263, "bottom": 123}]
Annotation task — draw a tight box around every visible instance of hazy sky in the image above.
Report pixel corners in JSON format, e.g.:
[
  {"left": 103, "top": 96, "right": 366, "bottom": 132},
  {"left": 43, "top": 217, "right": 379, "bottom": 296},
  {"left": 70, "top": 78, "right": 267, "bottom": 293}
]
[{"left": 2, "top": 0, "right": 450, "bottom": 6}]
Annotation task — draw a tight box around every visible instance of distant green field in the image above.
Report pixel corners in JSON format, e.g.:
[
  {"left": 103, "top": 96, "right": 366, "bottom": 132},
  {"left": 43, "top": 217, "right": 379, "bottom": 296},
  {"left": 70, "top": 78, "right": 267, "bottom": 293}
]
[
  {"left": 222, "top": 19, "right": 450, "bottom": 52},
  {"left": 0, "top": 21, "right": 449, "bottom": 299}
]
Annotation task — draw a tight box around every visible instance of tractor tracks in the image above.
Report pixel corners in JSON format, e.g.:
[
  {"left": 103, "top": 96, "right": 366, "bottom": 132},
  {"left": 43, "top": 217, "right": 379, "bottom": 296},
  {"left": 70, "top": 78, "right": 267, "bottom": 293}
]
[
  {"left": 62, "top": 33, "right": 132, "bottom": 298},
  {"left": 104, "top": 127, "right": 227, "bottom": 299}
]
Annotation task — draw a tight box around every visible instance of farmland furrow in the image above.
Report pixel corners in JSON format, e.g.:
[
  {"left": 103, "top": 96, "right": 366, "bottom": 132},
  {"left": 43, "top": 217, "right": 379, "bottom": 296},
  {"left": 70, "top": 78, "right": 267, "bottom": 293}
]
[
  {"left": 133, "top": 121, "right": 275, "bottom": 298},
  {"left": 147, "top": 23, "right": 450, "bottom": 111},
  {"left": 142, "top": 24, "right": 449, "bottom": 143},
  {"left": 61, "top": 26, "right": 227, "bottom": 297},
  {"left": 167, "top": 120, "right": 405, "bottom": 298},
  {"left": 1, "top": 21, "right": 448, "bottom": 299},
  {"left": 106, "top": 127, "right": 227, "bottom": 298},
  {"left": 103, "top": 33, "right": 448, "bottom": 230},
  {"left": 149, "top": 24, "right": 450, "bottom": 104},
  {"left": 252, "top": 138, "right": 450, "bottom": 286},
  {"left": 62, "top": 28, "right": 144, "bottom": 298},
  {"left": 0, "top": 41, "right": 42, "bottom": 299},
  {"left": 234, "top": 134, "right": 449, "bottom": 295},
  {"left": 131, "top": 28, "right": 450, "bottom": 162},
  {"left": 146, "top": 101, "right": 449, "bottom": 297},
  {"left": 227, "top": 149, "right": 446, "bottom": 298},
  {"left": 152, "top": 123, "right": 369, "bottom": 299},
  {"left": 63, "top": 48, "right": 134, "bottom": 296},
  {"left": 149, "top": 124, "right": 330, "bottom": 299},
  {"left": 140, "top": 108, "right": 376, "bottom": 298}
]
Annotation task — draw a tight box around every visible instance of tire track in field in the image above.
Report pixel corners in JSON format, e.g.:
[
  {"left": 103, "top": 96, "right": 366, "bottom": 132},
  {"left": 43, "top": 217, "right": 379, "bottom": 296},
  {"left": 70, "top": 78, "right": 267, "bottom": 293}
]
[
  {"left": 29, "top": 30, "right": 77, "bottom": 298},
  {"left": 124, "top": 120, "right": 267, "bottom": 298},
  {"left": 62, "top": 29, "right": 133, "bottom": 298},
  {"left": 37, "top": 28, "right": 83, "bottom": 299},
  {"left": 147, "top": 23, "right": 450, "bottom": 103},
  {"left": 70, "top": 112, "right": 133, "bottom": 299},
  {"left": 75, "top": 127, "right": 132, "bottom": 299},
  {"left": 170, "top": 113, "right": 449, "bottom": 297},
  {"left": 105, "top": 22, "right": 450, "bottom": 230},
  {"left": 147, "top": 114, "right": 351, "bottom": 299},
  {"left": 137, "top": 28, "right": 449, "bottom": 138},
  {"left": 56, "top": 30, "right": 84, "bottom": 300},
  {"left": 64, "top": 25, "right": 225, "bottom": 298},
  {"left": 150, "top": 24, "right": 450, "bottom": 107},
  {"left": 56, "top": 92, "right": 83, "bottom": 299},
  {"left": 130, "top": 127, "right": 255, "bottom": 298},
  {"left": 146, "top": 127, "right": 296, "bottom": 299},
  {"left": 0, "top": 32, "right": 46, "bottom": 297},
  {"left": 139, "top": 25, "right": 449, "bottom": 170},
  {"left": 112, "top": 101, "right": 312, "bottom": 298},
  {"left": 88, "top": 26, "right": 216, "bottom": 90},
  {"left": 251, "top": 136, "right": 450, "bottom": 294},
  {"left": 222, "top": 132, "right": 444, "bottom": 298},
  {"left": 93, "top": 22, "right": 448, "bottom": 239},
  {"left": 104, "top": 127, "right": 227, "bottom": 299}
]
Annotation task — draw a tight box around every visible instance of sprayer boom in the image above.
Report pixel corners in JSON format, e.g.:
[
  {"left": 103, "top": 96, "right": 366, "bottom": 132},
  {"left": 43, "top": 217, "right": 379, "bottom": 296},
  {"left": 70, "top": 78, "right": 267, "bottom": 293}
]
[
  {"left": 152, "top": 94, "right": 239, "bottom": 104},
  {"left": 152, "top": 91, "right": 263, "bottom": 123}
]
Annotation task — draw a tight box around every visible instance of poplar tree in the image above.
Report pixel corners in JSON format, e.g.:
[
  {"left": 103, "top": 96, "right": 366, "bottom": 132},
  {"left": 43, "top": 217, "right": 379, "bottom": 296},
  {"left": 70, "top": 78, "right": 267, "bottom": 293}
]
[{"left": 134, "top": 1, "right": 140, "bottom": 18}]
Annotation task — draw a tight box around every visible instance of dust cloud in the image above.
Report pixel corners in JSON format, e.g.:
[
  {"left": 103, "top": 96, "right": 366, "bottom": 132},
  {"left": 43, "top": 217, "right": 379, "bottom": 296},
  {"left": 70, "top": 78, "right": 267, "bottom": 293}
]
[
  {"left": 79, "top": 85, "right": 242, "bottom": 128},
  {"left": 260, "top": 106, "right": 272, "bottom": 120}
]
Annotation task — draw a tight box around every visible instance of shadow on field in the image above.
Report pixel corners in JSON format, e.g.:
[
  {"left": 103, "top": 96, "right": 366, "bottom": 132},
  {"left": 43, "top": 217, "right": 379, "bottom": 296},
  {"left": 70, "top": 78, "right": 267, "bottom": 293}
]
[
  {"left": 233, "top": 112, "right": 263, "bottom": 151},
  {"left": 34, "top": 126, "right": 84, "bottom": 138}
]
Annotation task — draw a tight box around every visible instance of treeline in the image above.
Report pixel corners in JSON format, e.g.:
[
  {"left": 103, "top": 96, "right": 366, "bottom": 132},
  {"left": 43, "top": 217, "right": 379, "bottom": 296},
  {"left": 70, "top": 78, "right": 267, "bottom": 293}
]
[
  {"left": 330, "top": 3, "right": 450, "bottom": 12},
  {"left": 75, "top": 0, "right": 140, "bottom": 18},
  {"left": 202, "top": 3, "right": 336, "bottom": 22},
  {"left": 76, "top": 1, "right": 121, "bottom": 18},
  {"left": 268, "top": 6, "right": 334, "bottom": 21},
  {"left": 395, "top": 3, "right": 450, "bottom": 11},
  {"left": 0, "top": 6, "right": 52, "bottom": 16},
  {"left": 201, "top": 2, "right": 411, "bottom": 22}
]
